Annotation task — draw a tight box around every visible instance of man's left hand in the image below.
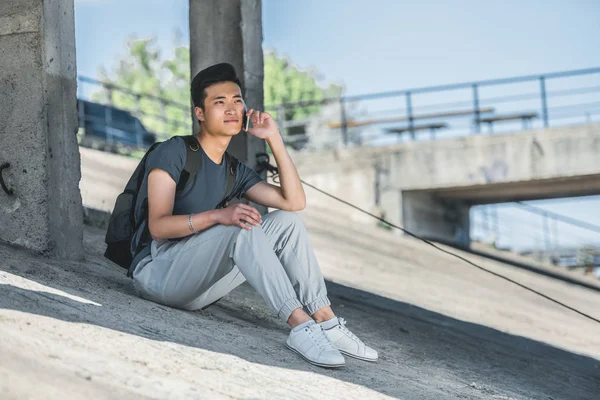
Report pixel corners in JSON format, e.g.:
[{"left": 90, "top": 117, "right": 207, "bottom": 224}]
[{"left": 246, "top": 109, "right": 280, "bottom": 140}]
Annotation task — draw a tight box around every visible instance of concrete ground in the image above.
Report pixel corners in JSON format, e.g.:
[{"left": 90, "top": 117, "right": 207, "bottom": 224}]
[
  {"left": 1, "top": 147, "right": 599, "bottom": 399},
  {"left": 1, "top": 213, "right": 599, "bottom": 399}
]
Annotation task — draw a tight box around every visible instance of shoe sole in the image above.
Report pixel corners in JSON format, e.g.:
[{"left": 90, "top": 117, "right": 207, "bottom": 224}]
[
  {"left": 286, "top": 344, "right": 345, "bottom": 368},
  {"left": 339, "top": 349, "right": 378, "bottom": 363}
]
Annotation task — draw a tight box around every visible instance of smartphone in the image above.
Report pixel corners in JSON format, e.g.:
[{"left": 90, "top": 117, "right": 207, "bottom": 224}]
[{"left": 243, "top": 109, "right": 250, "bottom": 131}]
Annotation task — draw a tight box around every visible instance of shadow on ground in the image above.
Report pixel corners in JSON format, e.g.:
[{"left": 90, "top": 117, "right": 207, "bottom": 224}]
[{"left": 0, "top": 227, "right": 599, "bottom": 399}]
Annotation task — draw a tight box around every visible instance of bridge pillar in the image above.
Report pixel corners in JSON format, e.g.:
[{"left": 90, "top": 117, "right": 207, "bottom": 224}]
[
  {"left": 401, "top": 191, "right": 471, "bottom": 247},
  {"left": 0, "top": 0, "right": 83, "bottom": 258},
  {"left": 189, "top": 0, "right": 266, "bottom": 213}
]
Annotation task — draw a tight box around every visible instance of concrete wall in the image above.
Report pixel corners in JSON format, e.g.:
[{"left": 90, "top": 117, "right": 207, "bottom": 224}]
[
  {"left": 294, "top": 150, "right": 384, "bottom": 226},
  {"left": 0, "top": 0, "right": 83, "bottom": 258}
]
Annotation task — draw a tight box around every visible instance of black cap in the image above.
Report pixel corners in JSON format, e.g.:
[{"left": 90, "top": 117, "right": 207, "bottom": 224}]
[{"left": 191, "top": 63, "right": 242, "bottom": 108}]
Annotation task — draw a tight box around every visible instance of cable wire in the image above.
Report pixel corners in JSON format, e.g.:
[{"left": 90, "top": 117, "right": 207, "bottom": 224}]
[{"left": 257, "top": 159, "right": 600, "bottom": 324}]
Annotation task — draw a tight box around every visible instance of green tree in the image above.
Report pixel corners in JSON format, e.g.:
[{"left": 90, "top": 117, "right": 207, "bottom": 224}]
[
  {"left": 93, "top": 37, "right": 343, "bottom": 142},
  {"left": 263, "top": 51, "right": 343, "bottom": 122},
  {"left": 93, "top": 36, "right": 191, "bottom": 141}
]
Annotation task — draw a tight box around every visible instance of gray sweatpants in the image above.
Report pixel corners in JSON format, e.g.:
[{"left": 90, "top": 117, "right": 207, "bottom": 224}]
[{"left": 132, "top": 210, "right": 331, "bottom": 322}]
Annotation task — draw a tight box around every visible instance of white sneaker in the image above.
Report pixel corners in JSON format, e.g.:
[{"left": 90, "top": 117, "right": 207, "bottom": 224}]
[
  {"left": 286, "top": 321, "right": 345, "bottom": 368},
  {"left": 322, "top": 317, "right": 378, "bottom": 362}
]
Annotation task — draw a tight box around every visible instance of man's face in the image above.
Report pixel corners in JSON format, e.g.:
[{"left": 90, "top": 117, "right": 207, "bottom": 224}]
[{"left": 195, "top": 81, "right": 245, "bottom": 136}]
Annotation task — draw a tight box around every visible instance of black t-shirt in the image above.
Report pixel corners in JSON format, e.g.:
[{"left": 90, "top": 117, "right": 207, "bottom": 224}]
[{"left": 130, "top": 136, "right": 262, "bottom": 272}]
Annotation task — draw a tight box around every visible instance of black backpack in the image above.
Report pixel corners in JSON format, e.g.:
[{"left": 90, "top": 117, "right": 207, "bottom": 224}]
[{"left": 104, "top": 135, "right": 238, "bottom": 271}]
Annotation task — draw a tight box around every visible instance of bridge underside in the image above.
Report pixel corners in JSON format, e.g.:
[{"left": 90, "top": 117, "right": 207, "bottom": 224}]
[
  {"left": 432, "top": 173, "right": 600, "bottom": 205},
  {"left": 400, "top": 173, "right": 600, "bottom": 248}
]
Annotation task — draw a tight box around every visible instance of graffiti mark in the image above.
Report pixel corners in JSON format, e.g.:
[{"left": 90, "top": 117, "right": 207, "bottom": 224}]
[{"left": 479, "top": 159, "right": 508, "bottom": 183}]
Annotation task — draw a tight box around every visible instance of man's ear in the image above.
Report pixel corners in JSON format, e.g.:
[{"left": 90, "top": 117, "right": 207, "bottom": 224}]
[{"left": 194, "top": 106, "right": 204, "bottom": 122}]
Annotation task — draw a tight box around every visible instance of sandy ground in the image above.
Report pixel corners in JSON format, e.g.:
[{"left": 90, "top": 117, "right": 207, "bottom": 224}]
[{"left": 0, "top": 147, "right": 599, "bottom": 399}]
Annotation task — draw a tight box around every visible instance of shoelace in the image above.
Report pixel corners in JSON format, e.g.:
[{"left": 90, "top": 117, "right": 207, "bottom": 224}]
[
  {"left": 337, "top": 318, "right": 364, "bottom": 344},
  {"left": 306, "top": 324, "right": 336, "bottom": 350}
]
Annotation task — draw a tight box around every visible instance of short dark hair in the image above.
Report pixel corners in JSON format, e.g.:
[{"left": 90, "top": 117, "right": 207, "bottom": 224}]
[{"left": 191, "top": 63, "right": 243, "bottom": 110}]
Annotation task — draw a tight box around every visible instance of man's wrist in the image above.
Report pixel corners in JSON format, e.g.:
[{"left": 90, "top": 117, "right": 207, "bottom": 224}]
[
  {"left": 210, "top": 209, "right": 223, "bottom": 225},
  {"left": 266, "top": 132, "right": 284, "bottom": 148}
]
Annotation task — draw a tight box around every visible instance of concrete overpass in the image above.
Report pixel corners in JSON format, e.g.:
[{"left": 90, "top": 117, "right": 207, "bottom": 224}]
[{"left": 293, "top": 123, "right": 600, "bottom": 247}]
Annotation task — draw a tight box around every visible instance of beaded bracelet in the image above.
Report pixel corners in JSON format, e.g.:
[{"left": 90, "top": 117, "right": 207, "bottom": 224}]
[{"left": 188, "top": 214, "right": 198, "bottom": 234}]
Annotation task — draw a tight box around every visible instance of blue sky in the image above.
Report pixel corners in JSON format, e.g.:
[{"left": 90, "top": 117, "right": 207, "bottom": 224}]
[
  {"left": 73, "top": 0, "right": 600, "bottom": 251},
  {"left": 75, "top": 0, "right": 600, "bottom": 95}
]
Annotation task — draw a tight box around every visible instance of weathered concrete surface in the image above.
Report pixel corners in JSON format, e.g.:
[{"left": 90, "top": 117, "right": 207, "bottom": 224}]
[
  {"left": 189, "top": 0, "right": 266, "bottom": 215},
  {"left": 0, "top": 0, "right": 83, "bottom": 258},
  {"left": 387, "top": 123, "right": 600, "bottom": 202},
  {"left": 1, "top": 203, "right": 599, "bottom": 399}
]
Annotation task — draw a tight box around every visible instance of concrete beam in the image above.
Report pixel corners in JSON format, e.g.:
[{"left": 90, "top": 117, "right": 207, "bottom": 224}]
[
  {"left": 0, "top": 0, "right": 83, "bottom": 258},
  {"left": 386, "top": 123, "right": 600, "bottom": 192},
  {"left": 435, "top": 173, "right": 600, "bottom": 204},
  {"left": 189, "top": 0, "right": 266, "bottom": 208}
]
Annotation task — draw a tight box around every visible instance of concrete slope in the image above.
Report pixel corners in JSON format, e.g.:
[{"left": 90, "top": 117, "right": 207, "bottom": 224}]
[
  {"left": 78, "top": 145, "right": 600, "bottom": 356},
  {"left": 300, "top": 203, "right": 600, "bottom": 357},
  {"left": 2, "top": 223, "right": 600, "bottom": 399},
  {"left": 1, "top": 146, "right": 587, "bottom": 398},
  {"left": 78, "top": 144, "right": 600, "bottom": 357}
]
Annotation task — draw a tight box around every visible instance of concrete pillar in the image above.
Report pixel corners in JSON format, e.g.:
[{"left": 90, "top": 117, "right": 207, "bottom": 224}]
[
  {"left": 0, "top": 0, "right": 83, "bottom": 259},
  {"left": 189, "top": 0, "right": 266, "bottom": 199},
  {"left": 401, "top": 191, "right": 471, "bottom": 247}
]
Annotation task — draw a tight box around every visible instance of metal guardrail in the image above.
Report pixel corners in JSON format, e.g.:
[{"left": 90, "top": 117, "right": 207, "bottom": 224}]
[
  {"left": 78, "top": 76, "right": 190, "bottom": 111},
  {"left": 268, "top": 67, "right": 600, "bottom": 149},
  {"left": 77, "top": 66, "right": 600, "bottom": 151}
]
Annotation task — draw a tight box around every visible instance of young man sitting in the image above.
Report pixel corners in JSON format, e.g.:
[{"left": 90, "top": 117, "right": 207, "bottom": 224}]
[{"left": 129, "top": 63, "right": 377, "bottom": 368}]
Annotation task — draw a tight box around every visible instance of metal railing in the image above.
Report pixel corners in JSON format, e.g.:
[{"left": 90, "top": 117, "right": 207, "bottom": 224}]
[
  {"left": 268, "top": 67, "right": 600, "bottom": 151},
  {"left": 471, "top": 200, "right": 600, "bottom": 271},
  {"left": 77, "top": 66, "right": 600, "bottom": 152}
]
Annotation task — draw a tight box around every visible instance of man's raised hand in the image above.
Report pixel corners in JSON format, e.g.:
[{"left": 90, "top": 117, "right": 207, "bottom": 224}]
[{"left": 246, "top": 109, "right": 280, "bottom": 140}]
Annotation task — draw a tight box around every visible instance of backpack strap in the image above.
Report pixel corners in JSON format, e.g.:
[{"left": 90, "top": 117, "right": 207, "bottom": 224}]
[
  {"left": 177, "top": 135, "right": 202, "bottom": 194},
  {"left": 216, "top": 153, "right": 239, "bottom": 209},
  {"left": 177, "top": 135, "right": 237, "bottom": 208},
  {"left": 126, "top": 136, "right": 205, "bottom": 278}
]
